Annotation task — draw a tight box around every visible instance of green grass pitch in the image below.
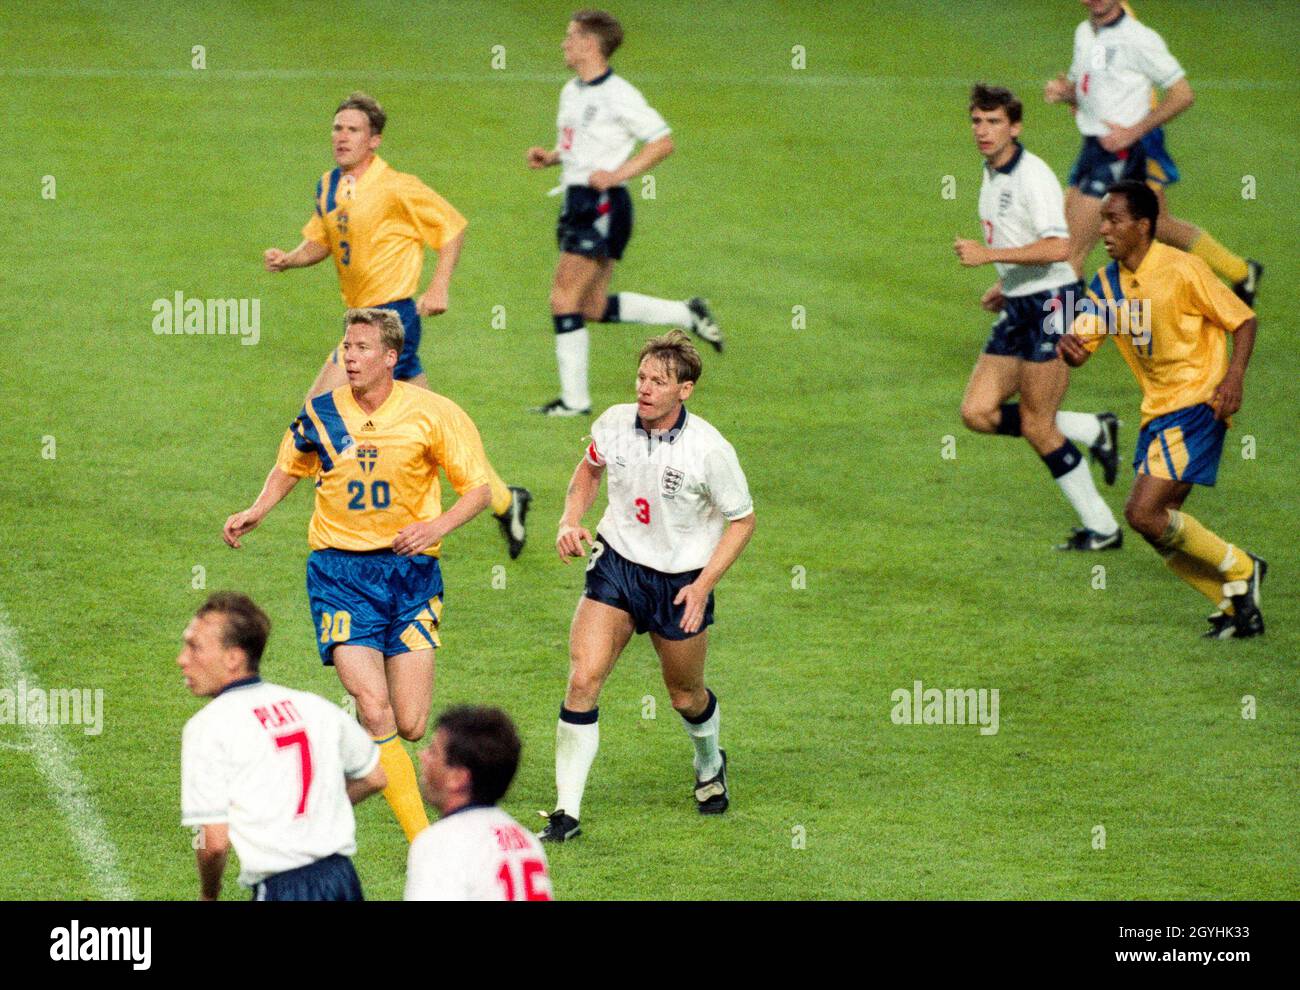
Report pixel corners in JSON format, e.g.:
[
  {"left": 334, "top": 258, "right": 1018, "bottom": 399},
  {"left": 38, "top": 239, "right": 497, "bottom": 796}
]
[{"left": 1, "top": 1, "right": 1296, "bottom": 900}]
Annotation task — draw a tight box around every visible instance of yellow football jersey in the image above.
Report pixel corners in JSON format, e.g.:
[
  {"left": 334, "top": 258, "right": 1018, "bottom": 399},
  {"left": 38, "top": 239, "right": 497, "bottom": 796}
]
[
  {"left": 1072, "top": 242, "right": 1254, "bottom": 425},
  {"left": 301, "top": 156, "right": 467, "bottom": 307},
  {"left": 276, "top": 381, "right": 490, "bottom": 555}
]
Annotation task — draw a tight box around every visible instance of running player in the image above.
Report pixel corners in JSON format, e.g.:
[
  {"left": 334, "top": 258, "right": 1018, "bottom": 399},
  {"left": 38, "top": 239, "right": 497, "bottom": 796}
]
[
  {"left": 405, "top": 706, "right": 553, "bottom": 900},
  {"left": 179, "top": 592, "right": 388, "bottom": 901},
  {"left": 1044, "top": 0, "right": 1261, "bottom": 302},
  {"left": 264, "top": 92, "right": 531, "bottom": 558},
  {"left": 1058, "top": 181, "right": 1265, "bottom": 638},
  {"left": 955, "top": 84, "right": 1122, "bottom": 551},
  {"left": 222, "top": 308, "right": 494, "bottom": 841},
  {"left": 526, "top": 9, "right": 723, "bottom": 417},
  {"left": 538, "top": 330, "right": 754, "bottom": 842}
]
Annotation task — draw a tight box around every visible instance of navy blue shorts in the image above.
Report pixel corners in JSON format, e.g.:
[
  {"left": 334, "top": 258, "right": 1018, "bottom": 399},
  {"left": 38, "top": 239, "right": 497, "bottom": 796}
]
[
  {"left": 331, "top": 298, "right": 423, "bottom": 379},
  {"left": 306, "top": 549, "right": 443, "bottom": 664},
  {"left": 253, "top": 854, "right": 364, "bottom": 902},
  {"left": 1135, "top": 403, "right": 1226, "bottom": 487},
  {"left": 983, "top": 282, "right": 1081, "bottom": 362},
  {"left": 584, "top": 534, "right": 713, "bottom": 640},
  {"left": 557, "top": 185, "right": 633, "bottom": 261},
  {"left": 1141, "top": 127, "right": 1180, "bottom": 188},
  {"left": 1068, "top": 136, "right": 1149, "bottom": 198}
]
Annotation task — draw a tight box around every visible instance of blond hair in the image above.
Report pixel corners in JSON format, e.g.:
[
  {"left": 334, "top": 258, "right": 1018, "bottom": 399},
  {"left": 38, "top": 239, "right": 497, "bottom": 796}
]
[
  {"left": 638, "top": 329, "right": 702, "bottom": 384},
  {"left": 344, "top": 307, "right": 404, "bottom": 356}
]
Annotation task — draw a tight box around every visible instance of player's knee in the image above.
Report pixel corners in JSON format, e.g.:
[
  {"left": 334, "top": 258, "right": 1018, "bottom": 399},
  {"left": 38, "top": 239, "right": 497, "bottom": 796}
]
[
  {"left": 550, "top": 286, "right": 579, "bottom": 314},
  {"left": 668, "top": 686, "right": 705, "bottom": 715},
  {"left": 565, "top": 666, "right": 605, "bottom": 708},
  {"left": 395, "top": 711, "right": 428, "bottom": 742},
  {"left": 353, "top": 694, "right": 394, "bottom": 736},
  {"left": 960, "top": 402, "right": 996, "bottom": 433},
  {"left": 1123, "top": 498, "right": 1160, "bottom": 538}
]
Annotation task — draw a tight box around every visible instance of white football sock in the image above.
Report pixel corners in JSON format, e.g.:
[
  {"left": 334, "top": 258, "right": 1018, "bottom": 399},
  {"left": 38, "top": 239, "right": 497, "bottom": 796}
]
[
  {"left": 555, "top": 327, "right": 591, "bottom": 411},
  {"left": 681, "top": 698, "right": 721, "bottom": 780},
  {"left": 1056, "top": 459, "right": 1119, "bottom": 534},
  {"left": 1056, "top": 411, "right": 1102, "bottom": 447},
  {"left": 555, "top": 713, "right": 599, "bottom": 820},
  {"left": 618, "top": 292, "right": 692, "bottom": 327}
]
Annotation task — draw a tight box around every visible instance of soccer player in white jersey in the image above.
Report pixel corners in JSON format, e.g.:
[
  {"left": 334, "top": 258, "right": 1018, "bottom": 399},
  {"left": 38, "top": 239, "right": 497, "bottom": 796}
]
[
  {"left": 954, "top": 84, "right": 1123, "bottom": 551},
  {"left": 538, "top": 330, "right": 755, "bottom": 842},
  {"left": 178, "top": 593, "right": 388, "bottom": 901},
  {"left": 405, "top": 706, "right": 553, "bottom": 900},
  {"left": 526, "top": 9, "right": 724, "bottom": 417},
  {"left": 1044, "top": 0, "right": 1260, "bottom": 302}
]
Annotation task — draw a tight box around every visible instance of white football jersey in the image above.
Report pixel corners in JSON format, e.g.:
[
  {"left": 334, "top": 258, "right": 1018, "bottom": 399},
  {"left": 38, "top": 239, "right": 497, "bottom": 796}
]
[
  {"left": 1067, "top": 10, "right": 1185, "bottom": 136},
  {"left": 587, "top": 404, "right": 753, "bottom": 574},
  {"left": 556, "top": 69, "right": 671, "bottom": 188},
  {"left": 181, "top": 678, "right": 379, "bottom": 887},
  {"left": 978, "top": 143, "right": 1077, "bottom": 297},
  {"left": 405, "top": 805, "right": 553, "bottom": 901}
]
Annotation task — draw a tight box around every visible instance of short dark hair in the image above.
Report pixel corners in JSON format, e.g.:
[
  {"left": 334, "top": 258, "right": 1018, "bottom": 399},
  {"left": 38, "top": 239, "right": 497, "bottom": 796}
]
[
  {"left": 336, "top": 91, "right": 386, "bottom": 135},
  {"left": 196, "top": 592, "right": 271, "bottom": 672},
  {"left": 437, "top": 706, "right": 522, "bottom": 805},
  {"left": 572, "top": 9, "right": 623, "bottom": 57},
  {"left": 969, "top": 82, "right": 1023, "bottom": 124},
  {"left": 1105, "top": 180, "right": 1159, "bottom": 239}
]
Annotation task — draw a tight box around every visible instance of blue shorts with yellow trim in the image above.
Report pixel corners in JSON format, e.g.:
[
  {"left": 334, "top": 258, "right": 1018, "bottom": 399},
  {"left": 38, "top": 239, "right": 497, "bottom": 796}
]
[
  {"left": 1140, "top": 128, "right": 1180, "bottom": 189},
  {"left": 305, "top": 549, "right": 443, "bottom": 665},
  {"left": 1068, "top": 136, "right": 1149, "bottom": 198},
  {"left": 1135, "top": 403, "right": 1226, "bottom": 487},
  {"left": 331, "top": 298, "right": 423, "bottom": 379}
]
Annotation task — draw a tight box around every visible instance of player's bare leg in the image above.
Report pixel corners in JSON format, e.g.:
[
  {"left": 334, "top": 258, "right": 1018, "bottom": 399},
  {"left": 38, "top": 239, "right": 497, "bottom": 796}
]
[
  {"left": 333, "top": 644, "right": 429, "bottom": 841},
  {"left": 306, "top": 349, "right": 349, "bottom": 401},
  {"left": 1021, "top": 357, "right": 1119, "bottom": 545},
  {"left": 959, "top": 354, "right": 1021, "bottom": 435},
  {"left": 538, "top": 252, "right": 606, "bottom": 415},
  {"left": 1124, "top": 473, "right": 1264, "bottom": 637},
  {"left": 1065, "top": 186, "right": 1103, "bottom": 279},
  {"left": 579, "top": 257, "right": 616, "bottom": 323},
  {"left": 653, "top": 630, "right": 727, "bottom": 812},
  {"left": 540, "top": 598, "right": 634, "bottom": 841},
  {"left": 385, "top": 648, "right": 435, "bottom": 742}
]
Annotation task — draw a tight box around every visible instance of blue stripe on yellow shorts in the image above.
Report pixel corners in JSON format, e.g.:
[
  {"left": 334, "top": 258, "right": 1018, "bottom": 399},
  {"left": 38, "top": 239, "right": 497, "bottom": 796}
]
[{"left": 1134, "top": 403, "right": 1226, "bottom": 487}]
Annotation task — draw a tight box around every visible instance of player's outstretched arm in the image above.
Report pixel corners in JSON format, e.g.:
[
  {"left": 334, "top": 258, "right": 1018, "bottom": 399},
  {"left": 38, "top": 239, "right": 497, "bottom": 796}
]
[
  {"left": 195, "top": 824, "right": 230, "bottom": 901},
  {"left": 589, "top": 135, "right": 674, "bottom": 191},
  {"left": 674, "top": 513, "right": 756, "bottom": 635},
  {"left": 557, "top": 457, "right": 604, "bottom": 562},
  {"left": 264, "top": 239, "right": 329, "bottom": 272},
  {"left": 223, "top": 466, "right": 300, "bottom": 548},
  {"left": 346, "top": 764, "right": 388, "bottom": 805},
  {"left": 393, "top": 483, "right": 491, "bottom": 557},
  {"left": 417, "top": 229, "right": 465, "bottom": 317}
]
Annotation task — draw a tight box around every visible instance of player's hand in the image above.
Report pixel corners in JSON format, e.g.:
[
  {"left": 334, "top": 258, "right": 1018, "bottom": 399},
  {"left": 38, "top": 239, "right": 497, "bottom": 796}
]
[
  {"left": 1044, "top": 74, "right": 1072, "bottom": 104},
  {"left": 556, "top": 524, "right": 593, "bottom": 563},
  {"left": 980, "top": 283, "right": 1005, "bottom": 313},
  {"left": 223, "top": 509, "right": 263, "bottom": 549},
  {"left": 587, "top": 170, "right": 618, "bottom": 192},
  {"left": 417, "top": 286, "right": 448, "bottom": 317},
  {"left": 1056, "top": 333, "right": 1090, "bottom": 368},
  {"left": 673, "top": 580, "right": 711, "bottom": 636},
  {"left": 954, "top": 237, "right": 991, "bottom": 267},
  {"left": 1210, "top": 373, "right": 1244, "bottom": 421},
  {"left": 1099, "top": 121, "right": 1139, "bottom": 153},
  {"left": 526, "top": 146, "right": 553, "bottom": 169},
  {"left": 263, "top": 248, "right": 289, "bottom": 272},
  {"left": 393, "top": 521, "right": 443, "bottom": 557}
]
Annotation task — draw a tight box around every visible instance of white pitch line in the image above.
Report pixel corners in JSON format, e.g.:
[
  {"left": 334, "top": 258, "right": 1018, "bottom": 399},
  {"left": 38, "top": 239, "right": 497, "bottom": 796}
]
[{"left": 0, "top": 605, "right": 132, "bottom": 900}]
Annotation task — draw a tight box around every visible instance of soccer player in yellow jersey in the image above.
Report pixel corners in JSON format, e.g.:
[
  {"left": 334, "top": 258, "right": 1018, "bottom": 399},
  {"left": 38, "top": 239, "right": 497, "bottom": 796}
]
[
  {"left": 1058, "top": 181, "right": 1266, "bottom": 639},
  {"left": 263, "top": 92, "right": 532, "bottom": 558},
  {"left": 222, "top": 308, "right": 494, "bottom": 840}
]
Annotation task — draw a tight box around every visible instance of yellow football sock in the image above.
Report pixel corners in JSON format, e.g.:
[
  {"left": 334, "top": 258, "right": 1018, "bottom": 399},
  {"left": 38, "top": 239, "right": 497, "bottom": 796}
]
[
  {"left": 1190, "top": 231, "right": 1249, "bottom": 284},
  {"left": 1163, "top": 550, "right": 1232, "bottom": 612},
  {"left": 1165, "top": 510, "right": 1254, "bottom": 582},
  {"left": 486, "top": 462, "right": 512, "bottom": 516},
  {"left": 375, "top": 734, "right": 429, "bottom": 842}
]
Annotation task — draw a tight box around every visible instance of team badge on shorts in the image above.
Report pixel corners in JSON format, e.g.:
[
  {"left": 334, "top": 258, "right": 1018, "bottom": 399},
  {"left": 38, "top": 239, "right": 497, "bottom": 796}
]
[{"left": 661, "top": 467, "right": 685, "bottom": 497}]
